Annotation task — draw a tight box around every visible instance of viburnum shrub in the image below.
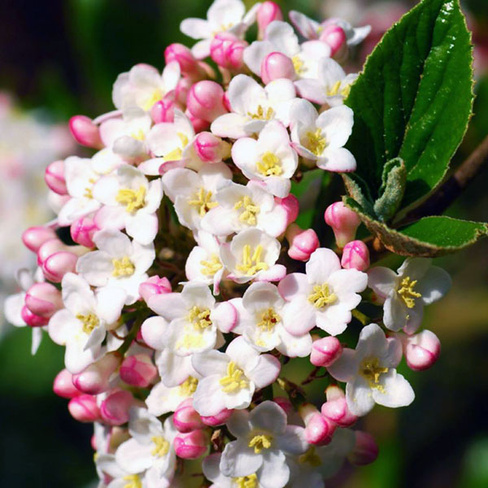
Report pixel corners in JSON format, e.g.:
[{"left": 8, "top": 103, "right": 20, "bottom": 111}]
[{"left": 5, "top": 0, "right": 488, "bottom": 486}]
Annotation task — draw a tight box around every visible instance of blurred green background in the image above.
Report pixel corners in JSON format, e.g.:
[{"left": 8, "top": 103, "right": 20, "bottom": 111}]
[{"left": 0, "top": 0, "right": 487, "bottom": 487}]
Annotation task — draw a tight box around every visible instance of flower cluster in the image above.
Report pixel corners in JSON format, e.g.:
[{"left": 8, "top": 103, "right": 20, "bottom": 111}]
[{"left": 5, "top": 1, "right": 452, "bottom": 486}]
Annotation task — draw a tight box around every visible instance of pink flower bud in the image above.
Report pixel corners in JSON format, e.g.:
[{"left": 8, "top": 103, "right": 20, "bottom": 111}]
[
  {"left": 139, "top": 275, "right": 171, "bottom": 303},
  {"left": 279, "top": 193, "right": 299, "bottom": 225},
  {"left": 257, "top": 2, "right": 283, "bottom": 39},
  {"left": 194, "top": 132, "right": 231, "bottom": 163},
  {"left": 341, "top": 240, "right": 370, "bottom": 271},
  {"left": 120, "top": 354, "right": 158, "bottom": 388},
  {"left": 200, "top": 408, "right": 232, "bottom": 427},
  {"left": 299, "top": 403, "right": 335, "bottom": 445},
  {"left": 310, "top": 336, "right": 342, "bottom": 367},
  {"left": 42, "top": 251, "right": 78, "bottom": 282},
  {"left": 37, "top": 238, "right": 71, "bottom": 265},
  {"left": 324, "top": 201, "right": 361, "bottom": 248},
  {"left": 173, "top": 398, "right": 205, "bottom": 433},
  {"left": 185, "top": 109, "right": 210, "bottom": 133},
  {"left": 286, "top": 224, "right": 319, "bottom": 261},
  {"left": 22, "top": 226, "right": 57, "bottom": 253},
  {"left": 319, "top": 24, "right": 348, "bottom": 59},
  {"left": 174, "top": 430, "right": 209, "bottom": 459},
  {"left": 210, "top": 33, "right": 248, "bottom": 70},
  {"left": 321, "top": 385, "right": 357, "bottom": 427},
  {"left": 44, "top": 160, "right": 67, "bottom": 195},
  {"left": 186, "top": 81, "right": 227, "bottom": 123},
  {"left": 21, "top": 305, "right": 49, "bottom": 327},
  {"left": 72, "top": 353, "right": 121, "bottom": 395},
  {"left": 70, "top": 217, "right": 98, "bottom": 248},
  {"left": 403, "top": 330, "right": 441, "bottom": 371},
  {"left": 69, "top": 115, "right": 103, "bottom": 149},
  {"left": 165, "top": 43, "right": 206, "bottom": 79},
  {"left": 261, "top": 52, "right": 295, "bottom": 84},
  {"left": 53, "top": 369, "right": 82, "bottom": 399},
  {"left": 25, "top": 282, "right": 63, "bottom": 318},
  {"left": 151, "top": 96, "right": 175, "bottom": 124},
  {"left": 348, "top": 431, "right": 379, "bottom": 466},
  {"left": 68, "top": 394, "right": 101, "bottom": 423},
  {"left": 274, "top": 396, "right": 293, "bottom": 415},
  {"left": 100, "top": 390, "right": 135, "bottom": 426}
]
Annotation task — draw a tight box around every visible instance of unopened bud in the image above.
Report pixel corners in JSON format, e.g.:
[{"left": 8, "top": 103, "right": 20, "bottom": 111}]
[
  {"left": 274, "top": 396, "right": 293, "bottom": 415},
  {"left": 403, "top": 330, "right": 441, "bottom": 371},
  {"left": 348, "top": 431, "right": 379, "bottom": 466},
  {"left": 69, "top": 115, "right": 103, "bottom": 149},
  {"left": 257, "top": 2, "right": 283, "bottom": 39},
  {"left": 299, "top": 403, "right": 335, "bottom": 445},
  {"left": 173, "top": 398, "right": 205, "bottom": 433},
  {"left": 21, "top": 305, "right": 49, "bottom": 327},
  {"left": 286, "top": 224, "right": 319, "bottom": 261},
  {"left": 185, "top": 109, "right": 210, "bottom": 133},
  {"left": 42, "top": 251, "right": 78, "bottom": 282},
  {"left": 210, "top": 33, "right": 248, "bottom": 71},
  {"left": 68, "top": 394, "right": 101, "bottom": 423},
  {"left": 120, "top": 354, "right": 158, "bottom": 388},
  {"left": 139, "top": 275, "right": 172, "bottom": 303},
  {"left": 319, "top": 24, "right": 348, "bottom": 59},
  {"left": 22, "top": 226, "right": 57, "bottom": 253},
  {"left": 341, "top": 240, "right": 370, "bottom": 271},
  {"left": 324, "top": 201, "right": 361, "bottom": 248},
  {"left": 261, "top": 52, "right": 295, "bottom": 84},
  {"left": 72, "top": 353, "right": 121, "bottom": 395},
  {"left": 279, "top": 193, "right": 299, "bottom": 225},
  {"left": 53, "top": 369, "right": 82, "bottom": 399},
  {"left": 200, "top": 408, "right": 232, "bottom": 427},
  {"left": 194, "top": 132, "right": 231, "bottom": 163},
  {"left": 100, "top": 390, "right": 135, "bottom": 426},
  {"left": 310, "top": 336, "right": 342, "bottom": 367},
  {"left": 174, "top": 430, "right": 209, "bottom": 459},
  {"left": 44, "top": 160, "right": 67, "bottom": 195},
  {"left": 187, "top": 81, "right": 227, "bottom": 123},
  {"left": 25, "top": 282, "right": 63, "bottom": 318},
  {"left": 321, "top": 385, "right": 358, "bottom": 427},
  {"left": 151, "top": 96, "right": 175, "bottom": 124},
  {"left": 165, "top": 44, "right": 206, "bottom": 79},
  {"left": 70, "top": 217, "right": 98, "bottom": 248}
]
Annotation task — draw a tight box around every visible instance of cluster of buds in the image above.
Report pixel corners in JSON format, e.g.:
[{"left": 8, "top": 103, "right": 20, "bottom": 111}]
[{"left": 5, "top": 1, "right": 452, "bottom": 486}]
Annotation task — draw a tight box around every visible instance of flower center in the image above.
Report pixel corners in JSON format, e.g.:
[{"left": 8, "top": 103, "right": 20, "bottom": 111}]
[
  {"left": 151, "top": 435, "right": 170, "bottom": 457},
  {"left": 123, "top": 475, "right": 142, "bottom": 488},
  {"left": 359, "top": 357, "right": 388, "bottom": 392},
  {"left": 178, "top": 376, "right": 199, "bottom": 396},
  {"left": 292, "top": 55, "right": 305, "bottom": 75},
  {"left": 247, "top": 104, "right": 274, "bottom": 121},
  {"left": 187, "top": 306, "right": 212, "bottom": 330},
  {"left": 306, "top": 128, "right": 327, "bottom": 156},
  {"left": 76, "top": 313, "right": 99, "bottom": 334},
  {"left": 397, "top": 276, "right": 422, "bottom": 309},
  {"left": 232, "top": 474, "right": 258, "bottom": 488},
  {"left": 236, "top": 244, "right": 269, "bottom": 276},
  {"left": 219, "top": 361, "right": 249, "bottom": 393},
  {"left": 327, "top": 80, "right": 351, "bottom": 98},
  {"left": 248, "top": 433, "right": 273, "bottom": 454},
  {"left": 256, "top": 152, "right": 283, "bottom": 177},
  {"left": 112, "top": 256, "right": 135, "bottom": 278},
  {"left": 83, "top": 177, "right": 96, "bottom": 199},
  {"left": 116, "top": 186, "right": 146, "bottom": 213},
  {"left": 200, "top": 254, "right": 223, "bottom": 277},
  {"left": 162, "top": 133, "right": 188, "bottom": 162},
  {"left": 298, "top": 446, "right": 322, "bottom": 467},
  {"left": 131, "top": 129, "right": 146, "bottom": 141},
  {"left": 257, "top": 308, "right": 280, "bottom": 332},
  {"left": 234, "top": 195, "right": 260, "bottom": 225},
  {"left": 188, "top": 187, "right": 218, "bottom": 217},
  {"left": 308, "top": 283, "right": 337, "bottom": 309},
  {"left": 142, "top": 88, "right": 164, "bottom": 111}
]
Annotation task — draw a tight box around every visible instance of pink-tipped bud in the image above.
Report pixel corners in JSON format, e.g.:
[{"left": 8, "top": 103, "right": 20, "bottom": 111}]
[
  {"left": 194, "top": 132, "right": 231, "bottom": 163},
  {"left": 260, "top": 52, "right": 295, "bottom": 84},
  {"left": 165, "top": 43, "right": 206, "bottom": 79},
  {"left": 279, "top": 193, "right": 299, "bottom": 225},
  {"left": 200, "top": 408, "right": 232, "bottom": 427},
  {"left": 139, "top": 275, "right": 172, "bottom": 303},
  {"left": 21, "top": 305, "right": 49, "bottom": 327},
  {"left": 185, "top": 109, "right": 210, "bottom": 133},
  {"left": 403, "top": 330, "right": 441, "bottom": 371},
  {"left": 68, "top": 394, "right": 101, "bottom": 423},
  {"left": 274, "top": 396, "right": 293, "bottom": 415},
  {"left": 257, "top": 2, "right": 283, "bottom": 39},
  {"left": 319, "top": 24, "right": 348, "bottom": 59},
  {"left": 321, "top": 385, "right": 357, "bottom": 428},
  {"left": 286, "top": 224, "right": 320, "bottom": 261},
  {"left": 310, "top": 337, "right": 342, "bottom": 367},
  {"left": 299, "top": 403, "right": 335, "bottom": 446},
  {"left": 348, "top": 431, "right": 379, "bottom": 466},
  {"left": 70, "top": 216, "right": 98, "bottom": 248},
  {"left": 210, "top": 33, "right": 248, "bottom": 71},
  {"left": 22, "top": 226, "right": 57, "bottom": 253},
  {"left": 72, "top": 353, "right": 121, "bottom": 395},
  {"left": 37, "top": 238, "right": 73, "bottom": 265},
  {"left": 324, "top": 201, "right": 361, "bottom": 248},
  {"left": 151, "top": 96, "right": 175, "bottom": 124},
  {"left": 25, "top": 282, "right": 63, "bottom": 318},
  {"left": 173, "top": 430, "right": 209, "bottom": 459},
  {"left": 41, "top": 251, "right": 78, "bottom": 282},
  {"left": 186, "top": 81, "right": 227, "bottom": 123},
  {"left": 173, "top": 398, "right": 205, "bottom": 433},
  {"left": 341, "top": 240, "right": 370, "bottom": 271},
  {"left": 44, "top": 160, "right": 67, "bottom": 195},
  {"left": 53, "top": 369, "right": 82, "bottom": 399},
  {"left": 120, "top": 354, "right": 158, "bottom": 388},
  {"left": 69, "top": 115, "right": 103, "bottom": 149},
  {"left": 100, "top": 390, "right": 135, "bottom": 426}
]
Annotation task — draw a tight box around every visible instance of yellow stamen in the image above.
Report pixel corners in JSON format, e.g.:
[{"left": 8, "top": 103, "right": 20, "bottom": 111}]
[
  {"left": 292, "top": 55, "right": 305, "bottom": 75},
  {"left": 151, "top": 436, "right": 170, "bottom": 457},
  {"left": 219, "top": 361, "right": 249, "bottom": 393},
  {"left": 359, "top": 357, "right": 388, "bottom": 393},
  {"left": 306, "top": 128, "right": 327, "bottom": 156},
  {"left": 188, "top": 188, "right": 218, "bottom": 217},
  {"left": 232, "top": 474, "right": 258, "bottom": 488},
  {"left": 200, "top": 254, "right": 223, "bottom": 277},
  {"left": 178, "top": 376, "right": 198, "bottom": 396},
  {"left": 236, "top": 244, "right": 269, "bottom": 276},
  {"left": 247, "top": 105, "right": 274, "bottom": 121},
  {"left": 116, "top": 186, "right": 146, "bottom": 213},
  {"left": 162, "top": 133, "right": 189, "bottom": 162},
  {"left": 142, "top": 88, "right": 164, "bottom": 111},
  {"left": 84, "top": 178, "right": 96, "bottom": 199},
  {"left": 257, "top": 308, "right": 280, "bottom": 332},
  {"left": 248, "top": 433, "right": 273, "bottom": 454},
  {"left": 76, "top": 313, "right": 99, "bottom": 334},
  {"left": 256, "top": 152, "right": 283, "bottom": 177},
  {"left": 298, "top": 446, "right": 322, "bottom": 467},
  {"left": 308, "top": 283, "right": 337, "bottom": 309},
  {"left": 112, "top": 256, "right": 135, "bottom": 278},
  {"left": 131, "top": 129, "right": 146, "bottom": 141},
  {"left": 123, "top": 474, "right": 142, "bottom": 488},
  {"left": 397, "top": 276, "right": 422, "bottom": 309},
  {"left": 234, "top": 196, "right": 260, "bottom": 225},
  {"left": 187, "top": 306, "right": 212, "bottom": 330},
  {"left": 327, "top": 80, "right": 351, "bottom": 98}
]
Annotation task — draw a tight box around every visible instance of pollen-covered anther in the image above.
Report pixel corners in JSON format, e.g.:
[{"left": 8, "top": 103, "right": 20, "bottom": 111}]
[
  {"left": 308, "top": 283, "right": 337, "bottom": 309},
  {"left": 257, "top": 308, "right": 280, "bottom": 332},
  {"left": 151, "top": 435, "right": 170, "bottom": 457},
  {"left": 187, "top": 306, "right": 212, "bottom": 330},
  {"left": 306, "top": 128, "right": 327, "bottom": 156},
  {"left": 298, "top": 446, "right": 322, "bottom": 467},
  {"left": 248, "top": 433, "right": 273, "bottom": 454},
  {"left": 247, "top": 104, "right": 274, "bottom": 121},
  {"left": 112, "top": 256, "right": 136, "bottom": 277},
  {"left": 232, "top": 474, "right": 258, "bottom": 488},
  {"left": 256, "top": 152, "right": 283, "bottom": 177},
  {"left": 188, "top": 187, "right": 218, "bottom": 217},
  {"left": 397, "top": 276, "right": 422, "bottom": 309},
  {"left": 178, "top": 376, "right": 199, "bottom": 396},
  {"left": 200, "top": 254, "right": 222, "bottom": 277},
  {"left": 116, "top": 186, "right": 147, "bottom": 213},
  {"left": 359, "top": 357, "right": 388, "bottom": 393},
  {"left": 219, "top": 361, "right": 249, "bottom": 393},
  {"left": 76, "top": 313, "right": 99, "bottom": 334},
  {"left": 234, "top": 196, "right": 260, "bottom": 225},
  {"left": 123, "top": 474, "right": 142, "bottom": 488},
  {"left": 236, "top": 244, "right": 269, "bottom": 275}
]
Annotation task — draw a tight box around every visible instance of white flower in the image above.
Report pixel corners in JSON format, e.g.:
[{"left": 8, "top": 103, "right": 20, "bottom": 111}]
[
  {"left": 92, "top": 165, "right": 163, "bottom": 245},
  {"left": 279, "top": 248, "right": 367, "bottom": 336},
  {"left": 48, "top": 273, "right": 125, "bottom": 373},
  {"left": 191, "top": 337, "right": 281, "bottom": 416},
  {"left": 231, "top": 120, "right": 298, "bottom": 197},
  {"left": 220, "top": 229, "right": 285, "bottom": 284},
  {"left": 328, "top": 323, "right": 414, "bottom": 416},
  {"left": 211, "top": 75, "right": 296, "bottom": 139},
  {"left": 219, "top": 401, "right": 307, "bottom": 487},
  {"left": 289, "top": 99, "right": 356, "bottom": 172},
  {"left": 76, "top": 229, "right": 155, "bottom": 305},
  {"left": 113, "top": 63, "right": 180, "bottom": 112},
  {"left": 368, "top": 258, "right": 451, "bottom": 334}
]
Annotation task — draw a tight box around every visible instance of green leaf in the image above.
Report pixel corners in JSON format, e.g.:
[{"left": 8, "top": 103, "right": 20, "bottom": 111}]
[
  {"left": 346, "top": 0, "right": 473, "bottom": 210},
  {"left": 344, "top": 198, "right": 488, "bottom": 257},
  {"left": 374, "top": 158, "right": 407, "bottom": 223}
]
